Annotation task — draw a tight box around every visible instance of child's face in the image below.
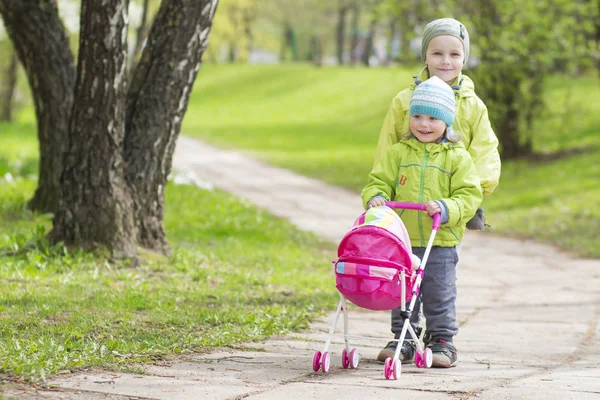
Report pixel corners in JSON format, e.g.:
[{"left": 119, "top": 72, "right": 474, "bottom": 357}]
[
  {"left": 410, "top": 114, "right": 446, "bottom": 144},
  {"left": 425, "top": 35, "right": 465, "bottom": 85}
]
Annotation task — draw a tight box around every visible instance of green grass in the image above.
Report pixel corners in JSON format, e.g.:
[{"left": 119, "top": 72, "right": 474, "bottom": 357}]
[
  {"left": 0, "top": 122, "right": 336, "bottom": 383},
  {"left": 184, "top": 64, "right": 600, "bottom": 257},
  {"left": 185, "top": 64, "right": 412, "bottom": 190}
]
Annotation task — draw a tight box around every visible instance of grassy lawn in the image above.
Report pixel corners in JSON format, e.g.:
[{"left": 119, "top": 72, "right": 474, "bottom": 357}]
[
  {"left": 184, "top": 64, "right": 600, "bottom": 257},
  {"left": 1, "top": 63, "right": 598, "bottom": 383},
  {"left": 0, "top": 122, "right": 336, "bottom": 382}
]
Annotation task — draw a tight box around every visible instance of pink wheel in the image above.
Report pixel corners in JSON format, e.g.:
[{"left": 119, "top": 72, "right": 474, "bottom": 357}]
[
  {"left": 391, "top": 359, "right": 401, "bottom": 380},
  {"left": 423, "top": 348, "right": 433, "bottom": 368},
  {"left": 384, "top": 357, "right": 393, "bottom": 379},
  {"left": 349, "top": 348, "right": 359, "bottom": 369},
  {"left": 312, "top": 351, "right": 322, "bottom": 372},
  {"left": 341, "top": 349, "right": 350, "bottom": 369},
  {"left": 414, "top": 351, "right": 424, "bottom": 368},
  {"left": 321, "top": 351, "right": 331, "bottom": 373}
]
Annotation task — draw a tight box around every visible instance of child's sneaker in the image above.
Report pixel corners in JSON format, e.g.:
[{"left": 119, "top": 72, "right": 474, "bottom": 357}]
[
  {"left": 428, "top": 339, "right": 458, "bottom": 368},
  {"left": 377, "top": 340, "right": 416, "bottom": 363}
]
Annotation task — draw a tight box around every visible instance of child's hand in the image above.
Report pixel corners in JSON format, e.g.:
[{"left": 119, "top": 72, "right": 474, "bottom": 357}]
[
  {"left": 425, "top": 200, "right": 441, "bottom": 216},
  {"left": 368, "top": 197, "right": 387, "bottom": 208}
]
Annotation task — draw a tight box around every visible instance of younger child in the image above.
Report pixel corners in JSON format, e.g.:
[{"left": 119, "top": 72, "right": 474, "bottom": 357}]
[
  {"left": 362, "top": 76, "right": 482, "bottom": 367},
  {"left": 373, "top": 17, "right": 501, "bottom": 365}
]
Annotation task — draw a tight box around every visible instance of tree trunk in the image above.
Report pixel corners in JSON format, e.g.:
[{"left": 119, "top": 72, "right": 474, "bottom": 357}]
[
  {"left": 124, "top": 0, "right": 219, "bottom": 253},
  {"left": 51, "top": 0, "right": 136, "bottom": 259},
  {"left": 133, "top": 0, "right": 150, "bottom": 59},
  {"left": 228, "top": 40, "right": 237, "bottom": 63},
  {"left": 242, "top": 5, "right": 255, "bottom": 58},
  {"left": 349, "top": 4, "right": 360, "bottom": 64},
  {"left": 336, "top": 6, "right": 348, "bottom": 65},
  {"left": 311, "top": 35, "right": 322, "bottom": 67},
  {"left": 0, "top": 0, "right": 76, "bottom": 213},
  {"left": 398, "top": 12, "right": 412, "bottom": 64},
  {"left": 1, "top": 47, "right": 18, "bottom": 122},
  {"left": 385, "top": 18, "right": 397, "bottom": 65},
  {"left": 596, "top": 0, "right": 600, "bottom": 78},
  {"left": 280, "top": 23, "right": 297, "bottom": 62},
  {"left": 362, "top": 19, "right": 376, "bottom": 67}
]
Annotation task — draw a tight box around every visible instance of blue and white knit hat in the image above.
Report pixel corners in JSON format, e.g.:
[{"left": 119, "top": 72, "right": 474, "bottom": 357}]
[{"left": 409, "top": 76, "right": 455, "bottom": 127}]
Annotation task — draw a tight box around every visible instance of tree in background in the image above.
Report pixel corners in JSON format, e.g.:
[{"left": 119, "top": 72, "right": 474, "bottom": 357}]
[
  {"left": 349, "top": 2, "right": 360, "bottom": 64},
  {"left": 591, "top": 0, "right": 600, "bottom": 77},
  {"left": 208, "top": 0, "right": 257, "bottom": 62},
  {"left": 302, "top": 3, "right": 336, "bottom": 65},
  {"left": 335, "top": 0, "right": 363, "bottom": 65},
  {"left": 464, "top": 0, "right": 598, "bottom": 158},
  {"left": 0, "top": 44, "right": 17, "bottom": 122},
  {"left": 0, "top": 0, "right": 76, "bottom": 214},
  {"left": 383, "top": 0, "right": 429, "bottom": 64},
  {"left": 254, "top": 0, "right": 333, "bottom": 64},
  {"left": 336, "top": 0, "right": 350, "bottom": 65},
  {"left": 1, "top": 0, "right": 219, "bottom": 257},
  {"left": 360, "top": 1, "right": 381, "bottom": 66}
]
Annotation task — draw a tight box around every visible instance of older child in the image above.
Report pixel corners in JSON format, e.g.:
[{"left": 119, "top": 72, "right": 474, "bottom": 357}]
[
  {"left": 363, "top": 76, "right": 482, "bottom": 368},
  {"left": 373, "top": 17, "right": 501, "bottom": 365}
]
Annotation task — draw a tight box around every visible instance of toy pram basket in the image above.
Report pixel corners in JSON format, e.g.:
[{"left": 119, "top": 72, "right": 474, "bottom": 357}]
[{"left": 335, "top": 206, "right": 420, "bottom": 310}]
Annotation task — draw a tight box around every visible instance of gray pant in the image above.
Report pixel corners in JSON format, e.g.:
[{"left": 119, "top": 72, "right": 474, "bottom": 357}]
[{"left": 391, "top": 246, "right": 458, "bottom": 342}]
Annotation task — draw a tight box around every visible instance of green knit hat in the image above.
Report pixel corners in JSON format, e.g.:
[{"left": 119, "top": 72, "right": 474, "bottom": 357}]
[
  {"left": 420, "top": 18, "right": 470, "bottom": 64},
  {"left": 410, "top": 76, "right": 455, "bottom": 127}
]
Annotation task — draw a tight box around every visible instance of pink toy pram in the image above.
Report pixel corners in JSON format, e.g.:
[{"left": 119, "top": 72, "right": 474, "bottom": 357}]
[{"left": 311, "top": 202, "right": 441, "bottom": 380}]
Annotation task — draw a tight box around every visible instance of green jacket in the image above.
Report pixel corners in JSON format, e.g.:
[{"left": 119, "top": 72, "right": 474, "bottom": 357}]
[
  {"left": 362, "top": 138, "right": 483, "bottom": 248},
  {"left": 373, "top": 68, "right": 501, "bottom": 197}
]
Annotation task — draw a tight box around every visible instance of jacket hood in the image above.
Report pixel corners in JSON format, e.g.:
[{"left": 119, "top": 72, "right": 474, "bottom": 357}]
[{"left": 412, "top": 67, "right": 476, "bottom": 98}]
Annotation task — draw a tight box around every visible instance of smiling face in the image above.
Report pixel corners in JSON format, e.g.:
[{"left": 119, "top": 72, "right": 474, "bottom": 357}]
[
  {"left": 425, "top": 35, "right": 465, "bottom": 85},
  {"left": 410, "top": 114, "right": 447, "bottom": 143}
]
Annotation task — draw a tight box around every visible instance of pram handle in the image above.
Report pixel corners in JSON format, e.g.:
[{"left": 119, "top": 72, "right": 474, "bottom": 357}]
[{"left": 385, "top": 201, "right": 441, "bottom": 231}]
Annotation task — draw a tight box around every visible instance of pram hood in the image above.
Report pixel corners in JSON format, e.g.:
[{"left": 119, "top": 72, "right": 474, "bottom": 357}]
[{"left": 337, "top": 206, "right": 420, "bottom": 270}]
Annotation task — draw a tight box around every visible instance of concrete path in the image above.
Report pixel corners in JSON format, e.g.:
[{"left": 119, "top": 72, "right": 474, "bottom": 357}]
[{"left": 4, "top": 136, "right": 599, "bottom": 400}]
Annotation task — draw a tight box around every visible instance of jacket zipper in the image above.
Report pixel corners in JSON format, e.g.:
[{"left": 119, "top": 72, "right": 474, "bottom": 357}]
[
  {"left": 448, "top": 227, "right": 460, "bottom": 240},
  {"left": 418, "top": 150, "right": 430, "bottom": 247}
]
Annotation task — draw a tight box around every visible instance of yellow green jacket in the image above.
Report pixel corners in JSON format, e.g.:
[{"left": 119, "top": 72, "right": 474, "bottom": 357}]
[
  {"left": 362, "top": 138, "right": 483, "bottom": 248},
  {"left": 374, "top": 68, "right": 501, "bottom": 197}
]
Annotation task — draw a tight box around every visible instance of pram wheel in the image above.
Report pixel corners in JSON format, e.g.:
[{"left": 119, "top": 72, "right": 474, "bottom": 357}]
[
  {"left": 423, "top": 348, "right": 432, "bottom": 368},
  {"left": 391, "top": 359, "right": 400, "bottom": 379},
  {"left": 349, "top": 348, "right": 359, "bottom": 369},
  {"left": 312, "top": 351, "right": 331, "bottom": 373},
  {"left": 415, "top": 351, "right": 422, "bottom": 368},
  {"left": 342, "top": 348, "right": 359, "bottom": 369},
  {"left": 384, "top": 357, "right": 400, "bottom": 380},
  {"left": 312, "top": 351, "right": 322, "bottom": 372},
  {"left": 341, "top": 349, "right": 350, "bottom": 369},
  {"left": 415, "top": 348, "right": 433, "bottom": 368},
  {"left": 321, "top": 351, "right": 331, "bottom": 373},
  {"left": 414, "top": 348, "right": 432, "bottom": 368},
  {"left": 384, "top": 357, "right": 392, "bottom": 379}
]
